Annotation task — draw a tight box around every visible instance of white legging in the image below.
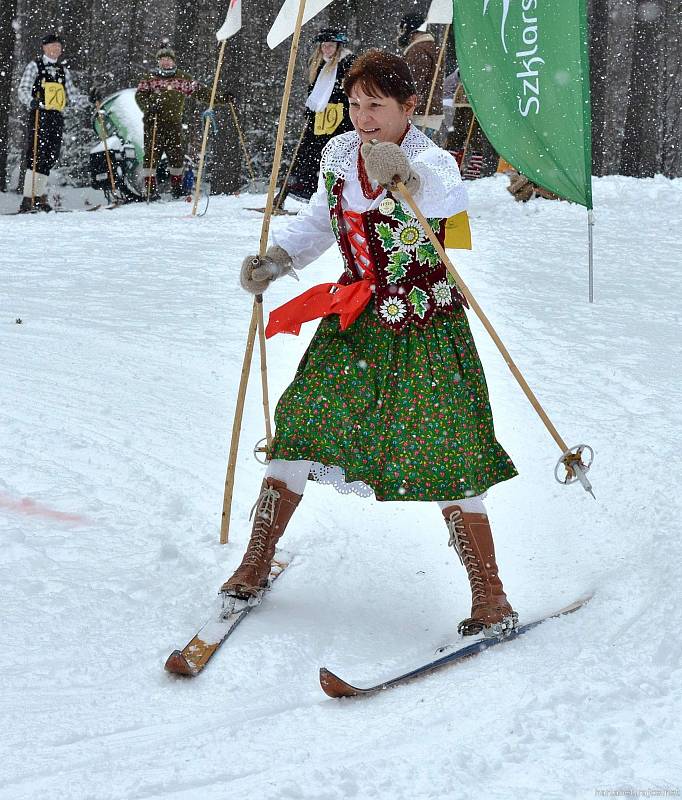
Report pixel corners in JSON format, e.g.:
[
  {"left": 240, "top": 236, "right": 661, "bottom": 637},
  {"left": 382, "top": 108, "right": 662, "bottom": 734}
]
[{"left": 265, "top": 459, "right": 487, "bottom": 514}]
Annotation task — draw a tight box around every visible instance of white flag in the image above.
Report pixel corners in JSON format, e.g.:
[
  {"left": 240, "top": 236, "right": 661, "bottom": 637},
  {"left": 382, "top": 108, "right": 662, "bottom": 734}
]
[
  {"left": 216, "top": 0, "right": 242, "bottom": 41},
  {"left": 426, "top": 0, "right": 453, "bottom": 25},
  {"left": 267, "top": 0, "right": 334, "bottom": 50}
]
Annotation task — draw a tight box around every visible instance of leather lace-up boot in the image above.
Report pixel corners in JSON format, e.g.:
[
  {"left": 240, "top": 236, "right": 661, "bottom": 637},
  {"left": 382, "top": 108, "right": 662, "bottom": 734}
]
[
  {"left": 221, "top": 478, "right": 302, "bottom": 599},
  {"left": 442, "top": 505, "right": 518, "bottom": 637}
]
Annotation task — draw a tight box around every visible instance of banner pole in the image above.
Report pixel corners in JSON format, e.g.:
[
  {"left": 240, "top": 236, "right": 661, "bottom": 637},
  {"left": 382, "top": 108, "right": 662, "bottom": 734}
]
[
  {"left": 220, "top": 304, "right": 258, "bottom": 544},
  {"left": 31, "top": 107, "right": 40, "bottom": 210},
  {"left": 95, "top": 102, "right": 119, "bottom": 203},
  {"left": 274, "top": 119, "right": 308, "bottom": 212},
  {"left": 587, "top": 208, "right": 594, "bottom": 303},
  {"left": 146, "top": 115, "right": 158, "bottom": 203},
  {"left": 192, "top": 38, "right": 227, "bottom": 217},
  {"left": 220, "top": 0, "right": 309, "bottom": 545},
  {"left": 460, "top": 112, "right": 477, "bottom": 172},
  {"left": 578, "top": 0, "right": 595, "bottom": 302},
  {"left": 228, "top": 101, "right": 256, "bottom": 182}
]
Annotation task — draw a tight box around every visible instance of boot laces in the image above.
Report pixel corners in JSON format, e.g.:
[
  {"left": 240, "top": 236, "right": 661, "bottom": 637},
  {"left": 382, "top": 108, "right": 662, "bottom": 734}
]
[
  {"left": 243, "top": 486, "right": 280, "bottom": 567},
  {"left": 249, "top": 486, "right": 280, "bottom": 525},
  {"left": 446, "top": 509, "right": 486, "bottom": 606}
]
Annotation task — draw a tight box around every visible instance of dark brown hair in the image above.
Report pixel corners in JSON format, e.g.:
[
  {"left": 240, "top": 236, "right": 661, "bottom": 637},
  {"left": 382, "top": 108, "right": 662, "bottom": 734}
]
[{"left": 343, "top": 49, "right": 416, "bottom": 103}]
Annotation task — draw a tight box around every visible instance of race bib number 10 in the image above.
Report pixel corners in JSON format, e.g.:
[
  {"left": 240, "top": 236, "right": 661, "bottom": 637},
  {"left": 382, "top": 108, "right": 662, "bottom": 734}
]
[
  {"left": 314, "top": 102, "right": 344, "bottom": 136},
  {"left": 42, "top": 81, "right": 66, "bottom": 112}
]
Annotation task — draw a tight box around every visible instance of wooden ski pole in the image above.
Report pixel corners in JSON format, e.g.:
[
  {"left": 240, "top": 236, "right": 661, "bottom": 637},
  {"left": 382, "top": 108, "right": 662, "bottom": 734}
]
[
  {"left": 220, "top": 302, "right": 259, "bottom": 545},
  {"left": 30, "top": 107, "right": 40, "bottom": 211},
  {"left": 460, "top": 112, "right": 477, "bottom": 173},
  {"left": 95, "top": 102, "right": 119, "bottom": 203},
  {"left": 394, "top": 180, "right": 571, "bottom": 456},
  {"left": 228, "top": 101, "right": 256, "bottom": 182},
  {"left": 274, "top": 118, "right": 308, "bottom": 212},
  {"left": 220, "top": 0, "right": 308, "bottom": 545},
  {"left": 423, "top": 23, "right": 450, "bottom": 124},
  {"left": 192, "top": 39, "right": 227, "bottom": 216},
  {"left": 146, "top": 115, "right": 158, "bottom": 203}
]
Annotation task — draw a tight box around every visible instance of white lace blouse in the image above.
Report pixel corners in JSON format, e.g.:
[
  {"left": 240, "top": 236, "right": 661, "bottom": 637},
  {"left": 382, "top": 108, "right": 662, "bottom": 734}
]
[{"left": 272, "top": 125, "right": 468, "bottom": 270}]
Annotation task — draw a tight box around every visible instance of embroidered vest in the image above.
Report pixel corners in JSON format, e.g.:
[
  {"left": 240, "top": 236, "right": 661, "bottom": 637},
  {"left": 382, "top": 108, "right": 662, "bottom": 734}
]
[
  {"left": 33, "top": 59, "right": 67, "bottom": 112},
  {"left": 136, "top": 74, "right": 200, "bottom": 96},
  {"left": 323, "top": 171, "right": 467, "bottom": 332}
]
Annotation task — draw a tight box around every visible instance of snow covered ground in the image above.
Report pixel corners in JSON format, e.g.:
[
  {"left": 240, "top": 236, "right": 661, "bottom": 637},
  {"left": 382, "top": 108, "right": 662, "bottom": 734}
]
[{"left": 1, "top": 175, "right": 680, "bottom": 799}]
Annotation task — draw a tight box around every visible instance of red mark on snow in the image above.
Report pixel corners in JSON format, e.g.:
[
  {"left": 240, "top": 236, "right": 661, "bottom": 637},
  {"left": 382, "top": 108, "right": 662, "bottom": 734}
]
[{"left": 0, "top": 493, "right": 91, "bottom": 525}]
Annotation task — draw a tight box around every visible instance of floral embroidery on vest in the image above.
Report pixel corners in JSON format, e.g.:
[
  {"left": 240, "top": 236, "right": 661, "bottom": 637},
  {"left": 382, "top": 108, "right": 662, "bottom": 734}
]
[{"left": 323, "top": 171, "right": 467, "bottom": 332}]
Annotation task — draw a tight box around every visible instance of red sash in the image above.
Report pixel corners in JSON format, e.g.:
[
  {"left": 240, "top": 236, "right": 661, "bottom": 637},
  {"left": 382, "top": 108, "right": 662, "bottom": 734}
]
[{"left": 266, "top": 210, "right": 375, "bottom": 338}]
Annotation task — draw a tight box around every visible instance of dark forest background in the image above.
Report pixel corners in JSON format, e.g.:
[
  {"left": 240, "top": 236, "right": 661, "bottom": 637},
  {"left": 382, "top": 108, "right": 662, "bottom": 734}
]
[{"left": 0, "top": 0, "right": 680, "bottom": 194}]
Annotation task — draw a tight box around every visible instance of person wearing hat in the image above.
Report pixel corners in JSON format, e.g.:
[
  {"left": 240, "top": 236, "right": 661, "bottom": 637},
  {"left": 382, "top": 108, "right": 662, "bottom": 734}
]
[
  {"left": 135, "top": 47, "right": 234, "bottom": 200},
  {"left": 16, "top": 34, "right": 89, "bottom": 213},
  {"left": 397, "top": 11, "right": 444, "bottom": 139},
  {"left": 284, "top": 29, "right": 354, "bottom": 202}
]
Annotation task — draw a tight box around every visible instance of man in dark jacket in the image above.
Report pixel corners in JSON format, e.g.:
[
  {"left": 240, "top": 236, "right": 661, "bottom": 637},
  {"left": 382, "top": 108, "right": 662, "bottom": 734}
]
[
  {"left": 16, "top": 33, "right": 88, "bottom": 212},
  {"left": 398, "top": 11, "right": 444, "bottom": 139},
  {"left": 135, "top": 47, "right": 233, "bottom": 199}
]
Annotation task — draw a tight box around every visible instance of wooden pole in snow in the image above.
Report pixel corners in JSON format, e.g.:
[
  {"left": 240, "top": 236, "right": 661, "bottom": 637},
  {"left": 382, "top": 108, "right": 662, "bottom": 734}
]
[
  {"left": 192, "top": 39, "right": 227, "bottom": 216},
  {"left": 220, "top": 0, "right": 308, "bottom": 545},
  {"left": 423, "top": 23, "right": 450, "bottom": 125},
  {"left": 146, "top": 115, "right": 158, "bottom": 202}
]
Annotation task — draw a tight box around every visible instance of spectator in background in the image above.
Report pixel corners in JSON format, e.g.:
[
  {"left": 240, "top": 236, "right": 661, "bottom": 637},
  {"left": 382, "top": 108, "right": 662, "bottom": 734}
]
[
  {"left": 16, "top": 33, "right": 88, "bottom": 213},
  {"left": 135, "top": 47, "right": 234, "bottom": 200},
  {"left": 397, "top": 11, "right": 444, "bottom": 139},
  {"left": 284, "top": 29, "right": 354, "bottom": 202}
]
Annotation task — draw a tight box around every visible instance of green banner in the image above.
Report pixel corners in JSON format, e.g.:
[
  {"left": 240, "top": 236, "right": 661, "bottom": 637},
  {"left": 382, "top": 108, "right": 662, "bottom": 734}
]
[{"left": 453, "top": 0, "right": 593, "bottom": 208}]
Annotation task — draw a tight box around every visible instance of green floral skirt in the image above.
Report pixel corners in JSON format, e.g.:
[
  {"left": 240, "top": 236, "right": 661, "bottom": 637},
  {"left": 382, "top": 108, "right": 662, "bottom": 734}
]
[{"left": 269, "top": 302, "right": 517, "bottom": 501}]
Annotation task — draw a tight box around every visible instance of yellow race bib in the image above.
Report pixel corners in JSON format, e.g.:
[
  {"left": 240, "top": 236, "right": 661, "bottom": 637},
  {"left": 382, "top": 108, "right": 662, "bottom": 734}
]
[
  {"left": 314, "top": 103, "right": 344, "bottom": 136},
  {"left": 42, "top": 81, "right": 66, "bottom": 112}
]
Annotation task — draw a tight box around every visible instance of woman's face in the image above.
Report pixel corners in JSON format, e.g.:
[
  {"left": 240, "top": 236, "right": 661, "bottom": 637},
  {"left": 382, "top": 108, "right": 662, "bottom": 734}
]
[
  {"left": 320, "top": 41, "right": 338, "bottom": 59},
  {"left": 348, "top": 86, "right": 417, "bottom": 145}
]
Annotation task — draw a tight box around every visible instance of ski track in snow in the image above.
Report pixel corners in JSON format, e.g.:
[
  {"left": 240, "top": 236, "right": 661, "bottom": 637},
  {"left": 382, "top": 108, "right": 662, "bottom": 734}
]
[{"left": 1, "top": 176, "right": 680, "bottom": 799}]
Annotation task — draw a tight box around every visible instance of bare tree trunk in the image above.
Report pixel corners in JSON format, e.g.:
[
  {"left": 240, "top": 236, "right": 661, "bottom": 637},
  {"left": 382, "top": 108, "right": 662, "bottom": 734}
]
[
  {"left": 620, "top": 0, "right": 665, "bottom": 176},
  {"left": 0, "top": 0, "right": 19, "bottom": 191},
  {"left": 126, "top": 0, "right": 151, "bottom": 87},
  {"left": 657, "top": 0, "right": 682, "bottom": 176},
  {"left": 174, "top": 0, "right": 199, "bottom": 67},
  {"left": 588, "top": 0, "right": 609, "bottom": 176},
  {"left": 55, "top": 0, "right": 92, "bottom": 71}
]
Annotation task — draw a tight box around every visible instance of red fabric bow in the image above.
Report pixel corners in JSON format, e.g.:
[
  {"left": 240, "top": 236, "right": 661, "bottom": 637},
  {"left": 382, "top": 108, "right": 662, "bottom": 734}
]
[{"left": 265, "top": 277, "right": 374, "bottom": 338}]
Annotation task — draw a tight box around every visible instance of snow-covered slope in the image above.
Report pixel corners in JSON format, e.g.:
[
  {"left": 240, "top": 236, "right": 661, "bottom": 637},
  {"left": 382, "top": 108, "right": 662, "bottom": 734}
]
[{"left": 1, "top": 175, "right": 680, "bottom": 799}]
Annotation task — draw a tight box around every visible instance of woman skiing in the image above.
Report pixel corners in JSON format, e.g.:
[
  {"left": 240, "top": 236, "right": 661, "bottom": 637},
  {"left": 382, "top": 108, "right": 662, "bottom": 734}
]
[
  {"left": 226, "top": 50, "right": 518, "bottom": 638},
  {"left": 285, "top": 28, "right": 354, "bottom": 201}
]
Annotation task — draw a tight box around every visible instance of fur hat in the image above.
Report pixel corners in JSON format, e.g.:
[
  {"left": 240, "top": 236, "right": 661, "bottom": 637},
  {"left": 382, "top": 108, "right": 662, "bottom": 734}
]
[
  {"left": 398, "top": 11, "right": 426, "bottom": 34},
  {"left": 314, "top": 28, "right": 348, "bottom": 44}
]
